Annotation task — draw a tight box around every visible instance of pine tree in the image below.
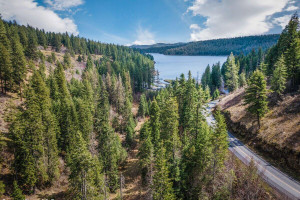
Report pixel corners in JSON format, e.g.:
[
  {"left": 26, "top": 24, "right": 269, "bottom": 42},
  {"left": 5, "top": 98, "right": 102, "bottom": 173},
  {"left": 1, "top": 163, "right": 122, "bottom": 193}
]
[
  {"left": 212, "top": 89, "right": 220, "bottom": 100},
  {"left": 63, "top": 52, "right": 71, "bottom": 68},
  {"left": 68, "top": 131, "right": 106, "bottom": 199},
  {"left": 124, "top": 71, "right": 133, "bottom": 102},
  {"left": 181, "top": 122, "right": 212, "bottom": 199},
  {"left": 138, "top": 132, "right": 154, "bottom": 186},
  {"left": 204, "top": 85, "right": 211, "bottom": 102},
  {"left": 271, "top": 55, "right": 287, "bottom": 95},
  {"left": 149, "top": 99, "right": 161, "bottom": 148},
  {"left": 244, "top": 70, "right": 268, "bottom": 128},
  {"left": 10, "top": 70, "right": 60, "bottom": 191},
  {"left": 0, "top": 181, "right": 4, "bottom": 197},
  {"left": 115, "top": 74, "right": 125, "bottom": 114},
  {"left": 138, "top": 94, "right": 147, "bottom": 117},
  {"left": 182, "top": 71, "right": 197, "bottom": 133},
  {"left": 75, "top": 98, "right": 93, "bottom": 142},
  {"left": 53, "top": 62, "right": 78, "bottom": 150},
  {"left": 12, "top": 181, "right": 25, "bottom": 200},
  {"left": 77, "top": 55, "right": 82, "bottom": 62},
  {"left": 0, "top": 43, "right": 12, "bottom": 93},
  {"left": 0, "top": 18, "right": 13, "bottom": 94},
  {"left": 211, "top": 63, "right": 221, "bottom": 90},
  {"left": 160, "top": 97, "right": 180, "bottom": 161},
  {"left": 225, "top": 52, "right": 239, "bottom": 92},
  {"left": 152, "top": 144, "right": 176, "bottom": 200},
  {"left": 11, "top": 31, "right": 27, "bottom": 100},
  {"left": 201, "top": 65, "right": 211, "bottom": 89},
  {"left": 285, "top": 37, "right": 300, "bottom": 87},
  {"left": 25, "top": 31, "right": 38, "bottom": 60},
  {"left": 239, "top": 72, "right": 247, "bottom": 88},
  {"left": 211, "top": 109, "right": 228, "bottom": 190}
]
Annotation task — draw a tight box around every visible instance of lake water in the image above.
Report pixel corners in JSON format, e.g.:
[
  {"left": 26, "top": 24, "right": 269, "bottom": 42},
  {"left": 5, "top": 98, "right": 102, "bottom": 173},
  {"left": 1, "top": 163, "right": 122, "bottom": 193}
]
[{"left": 151, "top": 53, "right": 227, "bottom": 81}]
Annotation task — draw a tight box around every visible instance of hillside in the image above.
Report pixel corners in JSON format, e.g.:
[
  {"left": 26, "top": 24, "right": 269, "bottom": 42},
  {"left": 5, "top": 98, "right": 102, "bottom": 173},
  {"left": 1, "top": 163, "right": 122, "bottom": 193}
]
[
  {"left": 134, "top": 34, "right": 280, "bottom": 56},
  {"left": 218, "top": 88, "right": 300, "bottom": 179}
]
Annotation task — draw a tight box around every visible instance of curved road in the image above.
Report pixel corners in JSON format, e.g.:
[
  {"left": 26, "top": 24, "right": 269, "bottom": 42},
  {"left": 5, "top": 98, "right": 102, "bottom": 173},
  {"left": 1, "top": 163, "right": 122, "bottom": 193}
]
[{"left": 205, "top": 100, "right": 300, "bottom": 200}]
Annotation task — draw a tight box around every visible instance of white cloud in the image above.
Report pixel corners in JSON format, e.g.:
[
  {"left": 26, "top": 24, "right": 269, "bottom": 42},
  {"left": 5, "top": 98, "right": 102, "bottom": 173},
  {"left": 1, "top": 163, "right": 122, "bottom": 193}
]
[
  {"left": 273, "top": 15, "right": 291, "bottom": 29},
  {"left": 132, "top": 27, "right": 156, "bottom": 45},
  {"left": 190, "top": 24, "right": 202, "bottom": 41},
  {"left": 188, "top": 0, "right": 289, "bottom": 41},
  {"left": 45, "top": 0, "right": 84, "bottom": 11},
  {"left": 0, "top": 0, "right": 79, "bottom": 35},
  {"left": 285, "top": 5, "right": 298, "bottom": 11}
]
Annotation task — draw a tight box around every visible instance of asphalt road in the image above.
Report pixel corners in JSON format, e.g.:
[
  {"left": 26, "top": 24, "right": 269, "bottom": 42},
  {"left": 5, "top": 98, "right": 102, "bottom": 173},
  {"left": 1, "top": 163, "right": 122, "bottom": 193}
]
[{"left": 205, "top": 100, "right": 300, "bottom": 200}]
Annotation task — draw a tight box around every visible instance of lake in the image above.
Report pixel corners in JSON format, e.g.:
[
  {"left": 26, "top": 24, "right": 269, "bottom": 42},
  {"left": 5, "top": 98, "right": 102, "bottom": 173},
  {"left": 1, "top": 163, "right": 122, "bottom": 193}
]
[{"left": 150, "top": 53, "right": 228, "bottom": 81}]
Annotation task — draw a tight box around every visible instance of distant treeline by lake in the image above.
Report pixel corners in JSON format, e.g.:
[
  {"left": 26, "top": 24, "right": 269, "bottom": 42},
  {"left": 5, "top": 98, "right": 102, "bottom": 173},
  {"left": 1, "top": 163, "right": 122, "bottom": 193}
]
[{"left": 133, "top": 34, "right": 280, "bottom": 56}]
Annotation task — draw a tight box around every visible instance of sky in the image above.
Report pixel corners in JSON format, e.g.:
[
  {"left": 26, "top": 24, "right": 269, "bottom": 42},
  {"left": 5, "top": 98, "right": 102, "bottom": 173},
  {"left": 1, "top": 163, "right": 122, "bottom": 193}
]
[{"left": 0, "top": 0, "right": 299, "bottom": 45}]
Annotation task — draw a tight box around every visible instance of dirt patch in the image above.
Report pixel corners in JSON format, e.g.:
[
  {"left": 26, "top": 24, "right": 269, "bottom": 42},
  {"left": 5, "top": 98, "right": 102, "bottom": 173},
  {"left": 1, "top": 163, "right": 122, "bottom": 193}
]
[{"left": 111, "top": 104, "right": 148, "bottom": 200}]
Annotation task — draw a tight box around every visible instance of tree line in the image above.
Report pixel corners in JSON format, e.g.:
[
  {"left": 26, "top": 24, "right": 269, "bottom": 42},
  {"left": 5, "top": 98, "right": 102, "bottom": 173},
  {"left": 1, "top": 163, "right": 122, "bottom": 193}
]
[
  {"left": 0, "top": 17, "right": 155, "bottom": 95},
  {"left": 137, "top": 34, "right": 280, "bottom": 56}
]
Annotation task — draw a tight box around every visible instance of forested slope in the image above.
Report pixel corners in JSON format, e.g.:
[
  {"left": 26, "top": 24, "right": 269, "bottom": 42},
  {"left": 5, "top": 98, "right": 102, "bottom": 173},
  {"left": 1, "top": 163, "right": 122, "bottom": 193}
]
[
  {"left": 204, "top": 13, "right": 300, "bottom": 180},
  {"left": 0, "top": 17, "right": 154, "bottom": 199}
]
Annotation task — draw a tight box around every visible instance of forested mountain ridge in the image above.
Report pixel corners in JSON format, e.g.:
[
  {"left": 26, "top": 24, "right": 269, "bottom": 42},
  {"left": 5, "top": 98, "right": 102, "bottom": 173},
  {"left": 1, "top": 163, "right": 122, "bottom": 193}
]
[{"left": 134, "top": 34, "right": 280, "bottom": 56}]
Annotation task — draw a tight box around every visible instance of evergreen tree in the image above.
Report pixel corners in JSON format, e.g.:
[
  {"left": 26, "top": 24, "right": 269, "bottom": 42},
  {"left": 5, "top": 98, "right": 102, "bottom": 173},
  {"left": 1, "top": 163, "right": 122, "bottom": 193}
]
[
  {"left": 77, "top": 55, "right": 82, "bottom": 62},
  {"left": 63, "top": 52, "right": 71, "bottom": 68},
  {"left": 181, "top": 122, "right": 212, "bottom": 199},
  {"left": 10, "top": 31, "right": 27, "bottom": 100},
  {"left": 10, "top": 70, "right": 60, "bottom": 191},
  {"left": 51, "top": 52, "right": 56, "bottom": 63},
  {"left": 138, "top": 94, "right": 147, "bottom": 117},
  {"left": 211, "top": 63, "right": 221, "bottom": 90},
  {"left": 152, "top": 144, "right": 176, "bottom": 200},
  {"left": 12, "top": 181, "right": 25, "bottom": 200},
  {"left": 0, "top": 181, "right": 4, "bottom": 197},
  {"left": 115, "top": 74, "right": 125, "bottom": 114},
  {"left": 212, "top": 89, "right": 220, "bottom": 100},
  {"left": 239, "top": 72, "right": 247, "bottom": 87},
  {"left": 124, "top": 71, "right": 133, "bottom": 102},
  {"left": 182, "top": 71, "right": 197, "bottom": 133},
  {"left": 53, "top": 62, "right": 78, "bottom": 150},
  {"left": 271, "top": 55, "right": 287, "bottom": 95},
  {"left": 149, "top": 99, "right": 161, "bottom": 148},
  {"left": 201, "top": 65, "right": 211, "bottom": 89},
  {"left": 0, "top": 43, "right": 12, "bottom": 93},
  {"left": 68, "top": 131, "right": 106, "bottom": 200},
  {"left": 244, "top": 70, "right": 268, "bottom": 128},
  {"left": 211, "top": 109, "right": 228, "bottom": 191},
  {"left": 160, "top": 97, "right": 181, "bottom": 161},
  {"left": 138, "top": 131, "right": 154, "bottom": 186},
  {"left": 285, "top": 37, "right": 300, "bottom": 87},
  {"left": 225, "top": 52, "right": 239, "bottom": 92},
  {"left": 25, "top": 31, "right": 38, "bottom": 60}
]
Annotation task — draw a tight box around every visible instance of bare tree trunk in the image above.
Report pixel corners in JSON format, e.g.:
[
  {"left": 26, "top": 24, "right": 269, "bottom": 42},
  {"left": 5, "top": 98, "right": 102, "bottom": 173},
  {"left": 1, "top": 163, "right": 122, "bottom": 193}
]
[
  {"left": 149, "top": 152, "right": 154, "bottom": 200},
  {"left": 20, "top": 83, "right": 23, "bottom": 101},
  {"left": 257, "top": 113, "right": 260, "bottom": 129},
  {"left": 120, "top": 173, "right": 124, "bottom": 200}
]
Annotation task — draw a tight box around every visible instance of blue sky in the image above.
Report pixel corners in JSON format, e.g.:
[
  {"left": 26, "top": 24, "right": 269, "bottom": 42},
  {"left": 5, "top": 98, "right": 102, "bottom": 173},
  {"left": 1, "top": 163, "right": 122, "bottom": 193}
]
[{"left": 0, "top": 0, "right": 299, "bottom": 45}]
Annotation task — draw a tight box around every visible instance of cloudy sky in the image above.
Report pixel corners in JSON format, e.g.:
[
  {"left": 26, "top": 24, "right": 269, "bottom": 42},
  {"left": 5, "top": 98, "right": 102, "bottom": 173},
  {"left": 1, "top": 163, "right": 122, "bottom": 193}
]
[{"left": 0, "top": 0, "right": 299, "bottom": 45}]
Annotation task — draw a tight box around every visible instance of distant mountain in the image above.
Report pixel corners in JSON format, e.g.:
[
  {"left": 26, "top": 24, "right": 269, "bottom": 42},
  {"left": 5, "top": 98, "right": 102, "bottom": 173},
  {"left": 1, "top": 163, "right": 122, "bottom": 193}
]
[
  {"left": 132, "top": 34, "right": 280, "bottom": 56},
  {"left": 131, "top": 42, "right": 185, "bottom": 50}
]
